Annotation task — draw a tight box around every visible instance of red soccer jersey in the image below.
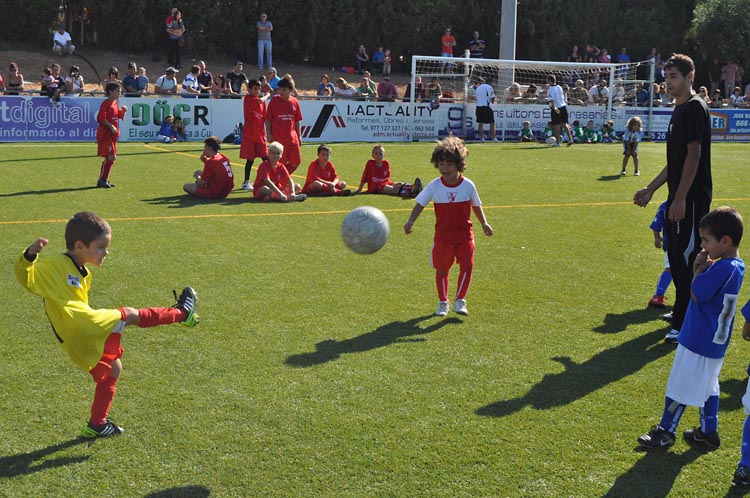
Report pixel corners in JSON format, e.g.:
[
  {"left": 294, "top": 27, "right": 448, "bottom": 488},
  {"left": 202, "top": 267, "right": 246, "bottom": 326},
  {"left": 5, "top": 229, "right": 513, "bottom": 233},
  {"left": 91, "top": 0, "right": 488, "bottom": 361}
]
[
  {"left": 240, "top": 95, "right": 268, "bottom": 159},
  {"left": 253, "top": 159, "right": 292, "bottom": 192},
  {"left": 96, "top": 98, "right": 125, "bottom": 143},
  {"left": 359, "top": 159, "right": 393, "bottom": 193},
  {"left": 199, "top": 152, "right": 234, "bottom": 198},
  {"left": 414, "top": 176, "right": 482, "bottom": 244},
  {"left": 303, "top": 160, "right": 339, "bottom": 191},
  {"left": 265, "top": 95, "right": 303, "bottom": 145}
]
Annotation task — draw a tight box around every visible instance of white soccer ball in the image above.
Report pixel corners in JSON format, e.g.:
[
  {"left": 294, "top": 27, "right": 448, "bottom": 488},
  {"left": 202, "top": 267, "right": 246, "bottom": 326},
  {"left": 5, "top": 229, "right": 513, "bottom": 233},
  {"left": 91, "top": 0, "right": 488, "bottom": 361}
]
[
  {"left": 341, "top": 206, "right": 390, "bottom": 255},
  {"left": 546, "top": 136, "right": 557, "bottom": 145}
]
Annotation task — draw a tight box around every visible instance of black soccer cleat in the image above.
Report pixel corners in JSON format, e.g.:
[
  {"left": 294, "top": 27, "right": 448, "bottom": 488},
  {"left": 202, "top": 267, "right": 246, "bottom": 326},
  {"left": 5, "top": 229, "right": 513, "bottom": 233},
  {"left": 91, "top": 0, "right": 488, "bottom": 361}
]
[
  {"left": 81, "top": 419, "right": 124, "bottom": 438},
  {"left": 683, "top": 426, "right": 720, "bottom": 449},
  {"left": 173, "top": 287, "right": 199, "bottom": 327},
  {"left": 637, "top": 425, "right": 675, "bottom": 449}
]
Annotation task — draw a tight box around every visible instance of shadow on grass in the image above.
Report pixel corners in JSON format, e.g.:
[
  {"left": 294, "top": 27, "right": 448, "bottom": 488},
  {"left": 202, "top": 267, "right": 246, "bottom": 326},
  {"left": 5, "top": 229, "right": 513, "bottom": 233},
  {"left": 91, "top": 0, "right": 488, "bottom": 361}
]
[
  {"left": 0, "top": 438, "right": 90, "bottom": 478},
  {"left": 723, "top": 482, "right": 750, "bottom": 497},
  {"left": 0, "top": 186, "right": 98, "bottom": 197},
  {"left": 140, "top": 194, "right": 270, "bottom": 208},
  {"left": 285, "top": 314, "right": 460, "bottom": 367},
  {"left": 601, "top": 448, "right": 703, "bottom": 498},
  {"left": 597, "top": 174, "right": 625, "bottom": 182},
  {"left": 143, "top": 485, "right": 211, "bottom": 498},
  {"left": 476, "top": 328, "right": 672, "bottom": 417},
  {"left": 593, "top": 307, "right": 670, "bottom": 334}
]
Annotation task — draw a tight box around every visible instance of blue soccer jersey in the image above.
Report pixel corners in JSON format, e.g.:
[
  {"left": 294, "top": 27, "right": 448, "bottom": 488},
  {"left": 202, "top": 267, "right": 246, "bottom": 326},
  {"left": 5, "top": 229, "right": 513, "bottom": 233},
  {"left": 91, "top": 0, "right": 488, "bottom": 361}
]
[
  {"left": 678, "top": 257, "right": 745, "bottom": 359},
  {"left": 649, "top": 201, "right": 668, "bottom": 251}
]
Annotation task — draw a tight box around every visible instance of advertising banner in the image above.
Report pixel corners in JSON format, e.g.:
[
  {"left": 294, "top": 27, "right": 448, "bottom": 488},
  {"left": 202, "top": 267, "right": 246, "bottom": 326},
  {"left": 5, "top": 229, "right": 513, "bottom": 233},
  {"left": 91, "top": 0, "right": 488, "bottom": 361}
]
[{"left": 2, "top": 95, "right": 750, "bottom": 143}]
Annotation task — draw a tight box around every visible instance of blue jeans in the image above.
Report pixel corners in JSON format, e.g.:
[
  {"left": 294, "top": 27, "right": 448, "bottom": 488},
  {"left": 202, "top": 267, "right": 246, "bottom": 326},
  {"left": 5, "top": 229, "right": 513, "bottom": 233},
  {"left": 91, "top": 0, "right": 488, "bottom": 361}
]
[{"left": 258, "top": 40, "right": 272, "bottom": 68}]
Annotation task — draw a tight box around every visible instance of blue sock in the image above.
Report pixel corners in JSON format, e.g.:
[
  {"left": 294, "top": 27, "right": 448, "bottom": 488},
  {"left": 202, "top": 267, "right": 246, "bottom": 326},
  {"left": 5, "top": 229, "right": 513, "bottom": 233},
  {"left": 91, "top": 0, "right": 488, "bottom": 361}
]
[
  {"left": 655, "top": 270, "right": 672, "bottom": 297},
  {"left": 741, "top": 416, "right": 750, "bottom": 468},
  {"left": 659, "top": 396, "right": 685, "bottom": 434},
  {"left": 700, "top": 395, "right": 719, "bottom": 434}
]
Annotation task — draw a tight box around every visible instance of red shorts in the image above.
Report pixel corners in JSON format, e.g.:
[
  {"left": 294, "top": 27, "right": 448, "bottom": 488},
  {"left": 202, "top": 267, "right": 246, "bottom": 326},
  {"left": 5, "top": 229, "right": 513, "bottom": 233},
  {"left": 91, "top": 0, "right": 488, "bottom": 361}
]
[
  {"left": 196, "top": 185, "right": 232, "bottom": 199},
  {"left": 89, "top": 333, "right": 124, "bottom": 383},
  {"left": 97, "top": 138, "right": 116, "bottom": 158},
  {"left": 280, "top": 143, "right": 301, "bottom": 173},
  {"left": 371, "top": 180, "right": 394, "bottom": 194},
  {"left": 239, "top": 139, "right": 268, "bottom": 160},
  {"left": 431, "top": 239, "right": 475, "bottom": 273}
]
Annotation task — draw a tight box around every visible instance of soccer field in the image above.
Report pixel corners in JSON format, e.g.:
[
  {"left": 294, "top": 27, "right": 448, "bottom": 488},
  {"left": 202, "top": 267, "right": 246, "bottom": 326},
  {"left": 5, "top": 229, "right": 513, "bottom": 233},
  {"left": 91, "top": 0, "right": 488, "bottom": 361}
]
[{"left": 2, "top": 140, "right": 750, "bottom": 497}]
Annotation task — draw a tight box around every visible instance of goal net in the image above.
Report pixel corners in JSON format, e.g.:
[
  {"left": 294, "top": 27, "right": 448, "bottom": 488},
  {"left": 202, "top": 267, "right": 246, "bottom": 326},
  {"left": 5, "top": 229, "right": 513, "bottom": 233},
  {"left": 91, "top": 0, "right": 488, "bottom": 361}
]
[{"left": 408, "top": 55, "right": 656, "bottom": 141}]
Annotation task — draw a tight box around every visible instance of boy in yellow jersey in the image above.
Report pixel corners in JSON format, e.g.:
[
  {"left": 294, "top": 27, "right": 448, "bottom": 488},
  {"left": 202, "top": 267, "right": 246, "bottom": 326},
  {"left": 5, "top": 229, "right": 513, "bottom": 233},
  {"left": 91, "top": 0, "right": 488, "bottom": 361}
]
[{"left": 15, "top": 212, "right": 199, "bottom": 438}]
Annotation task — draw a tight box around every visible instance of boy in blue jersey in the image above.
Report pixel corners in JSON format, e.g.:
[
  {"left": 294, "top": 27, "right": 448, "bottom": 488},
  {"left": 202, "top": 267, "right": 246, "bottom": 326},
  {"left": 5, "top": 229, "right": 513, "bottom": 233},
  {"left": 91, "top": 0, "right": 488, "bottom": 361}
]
[
  {"left": 732, "top": 294, "right": 750, "bottom": 485},
  {"left": 15, "top": 212, "right": 199, "bottom": 438},
  {"left": 638, "top": 206, "right": 744, "bottom": 450},
  {"left": 648, "top": 201, "right": 673, "bottom": 311}
]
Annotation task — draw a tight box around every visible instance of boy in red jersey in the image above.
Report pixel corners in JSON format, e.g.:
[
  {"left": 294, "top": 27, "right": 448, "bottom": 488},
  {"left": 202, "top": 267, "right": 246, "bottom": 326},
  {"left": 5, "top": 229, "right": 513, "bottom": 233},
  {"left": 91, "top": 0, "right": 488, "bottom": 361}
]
[
  {"left": 265, "top": 77, "right": 303, "bottom": 177},
  {"left": 183, "top": 136, "right": 235, "bottom": 199},
  {"left": 302, "top": 144, "right": 351, "bottom": 196},
  {"left": 95, "top": 82, "right": 128, "bottom": 188},
  {"left": 15, "top": 211, "right": 198, "bottom": 438},
  {"left": 253, "top": 141, "right": 307, "bottom": 202},
  {"left": 404, "top": 136, "right": 493, "bottom": 316},
  {"left": 240, "top": 79, "right": 269, "bottom": 192},
  {"left": 355, "top": 144, "right": 422, "bottom": 198}
]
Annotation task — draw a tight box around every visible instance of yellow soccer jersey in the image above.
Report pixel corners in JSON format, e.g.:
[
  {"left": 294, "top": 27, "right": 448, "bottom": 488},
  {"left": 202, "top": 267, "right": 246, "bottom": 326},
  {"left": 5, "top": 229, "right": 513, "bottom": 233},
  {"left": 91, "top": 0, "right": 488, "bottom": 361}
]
[{"left": 15, "top": 251, "right": 122, "bottom": 372}]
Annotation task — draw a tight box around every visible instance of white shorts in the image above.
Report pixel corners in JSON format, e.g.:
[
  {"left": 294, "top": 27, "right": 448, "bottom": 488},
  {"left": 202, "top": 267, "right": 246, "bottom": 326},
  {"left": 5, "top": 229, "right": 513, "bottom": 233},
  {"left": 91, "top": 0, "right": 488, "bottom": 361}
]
[{"left": 665, "top": 344, "right": 723, "bottom": 407}]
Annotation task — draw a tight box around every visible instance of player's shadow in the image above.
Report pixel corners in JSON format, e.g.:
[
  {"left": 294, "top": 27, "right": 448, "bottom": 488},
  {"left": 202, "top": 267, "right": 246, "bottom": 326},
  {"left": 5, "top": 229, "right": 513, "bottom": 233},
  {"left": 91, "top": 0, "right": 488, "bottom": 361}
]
[
  {"left": 597, "top": 174, "right": 626, "bottom": 182},
  {"left": 476, "top": 328, "right": 672, "bottom": 417},
  {"left": 720, "top": 377, "right": 747, "bottom": 413},
  {"left": 0, "top": 438, "right": 90, "bottom": 478},
  {"left": 285, "top": 315, "right": 461, "bottom": 367},
  {"left": 723, "top": 482, "right": 750, "bottom": 497},
  {"left": 143, "top": 485, "right": 211, "bottom": 498},
  {"left": 0, "top": 186, "right": 98, "bottom": 197},
  {"left": 141, "top": 195, "right": 215, "bottom": 208},
  {"left": 593, "top": 308, "right": 669, "bottom": 334},
  {"left": 601, "top": 448, "right": 702, "bottom": 498}
]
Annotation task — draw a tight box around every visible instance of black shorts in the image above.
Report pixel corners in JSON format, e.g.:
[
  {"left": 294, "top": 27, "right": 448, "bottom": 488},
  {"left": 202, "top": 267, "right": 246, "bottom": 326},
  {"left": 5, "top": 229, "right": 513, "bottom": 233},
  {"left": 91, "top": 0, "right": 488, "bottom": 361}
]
[
  {"left": 476, "top": 105, "right": 494, "bottom": 124},
  {"left": 551, "top": 106, "right": 568, "bottom": 125}
]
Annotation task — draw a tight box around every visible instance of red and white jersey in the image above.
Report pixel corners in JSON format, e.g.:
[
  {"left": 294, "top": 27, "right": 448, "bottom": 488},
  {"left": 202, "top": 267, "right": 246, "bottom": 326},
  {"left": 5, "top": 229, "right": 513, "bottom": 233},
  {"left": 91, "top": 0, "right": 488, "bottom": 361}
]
[
  {"left": 96, "top": 98, "right": 125, "bottom": 141},
  {"left": 415, "top": 175, "right": 482, "bottom": 243}
]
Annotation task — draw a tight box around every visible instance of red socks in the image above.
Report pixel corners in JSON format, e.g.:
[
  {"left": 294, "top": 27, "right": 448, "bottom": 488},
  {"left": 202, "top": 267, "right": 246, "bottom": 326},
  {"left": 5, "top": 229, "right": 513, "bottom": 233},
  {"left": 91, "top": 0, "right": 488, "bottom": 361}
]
[
  {"left": 90, "top": 375, "right": 118, "bottom": 427},
  {"left": 137, "top": 307, "right": 185, "bottom": 328},
  {"left": 455, "top": 270, "right": 473, "bottom": 300},
  {"left": 436, "top": 273, "right": 449, "bottom": 302},
  {"left": 99, "top": 159, "right": 114, "bottom": 181}
]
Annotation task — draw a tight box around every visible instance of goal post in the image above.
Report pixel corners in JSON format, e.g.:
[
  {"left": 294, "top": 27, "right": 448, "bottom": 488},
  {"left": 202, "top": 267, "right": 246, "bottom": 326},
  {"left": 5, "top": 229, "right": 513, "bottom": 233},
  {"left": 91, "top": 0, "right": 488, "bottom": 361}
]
[{"left": 408, "top": 55, "right": 656, "bottom": 142}]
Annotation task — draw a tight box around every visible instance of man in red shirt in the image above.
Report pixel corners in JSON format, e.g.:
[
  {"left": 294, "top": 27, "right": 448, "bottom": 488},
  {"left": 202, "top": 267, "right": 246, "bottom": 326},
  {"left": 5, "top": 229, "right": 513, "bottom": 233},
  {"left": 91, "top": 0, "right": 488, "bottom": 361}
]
[
  {"left": 265, "top": 77, "right": 303, "bottom": 178},
  {"left": 240, "top": 79, "right": 269, "bottom": 191},
  {"left": 440, "top": 28, "right": 456, "bottom": 57},
  {"left": 96, "top": 83, "right": 127, "bottom": 188},
  {"left": 183, "top": 136, "right": 234, "bottom": 199}
]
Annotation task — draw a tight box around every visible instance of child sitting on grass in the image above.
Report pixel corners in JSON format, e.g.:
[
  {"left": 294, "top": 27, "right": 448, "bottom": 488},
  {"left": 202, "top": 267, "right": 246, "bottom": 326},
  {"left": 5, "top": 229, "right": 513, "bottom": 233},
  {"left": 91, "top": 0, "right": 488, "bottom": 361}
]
[
  {"left": 302, "top": 144, "right": 351, "bottom": 196},
  {"left": 171, "top": 116, "right": 187, "bottom": 142},
  {"left": 518, "top": 121, "right": 533, "bottom": 142},
  {"left": 253, "top": 141, "right": 306, "bottom": 202},
  {"left": 355, "top": 144, "right": 422, "bottom": 198},
  {"left": 156, "top": 115, "right": 176, "bottom": 143},
  {"left": 15, "top": 211, "right": 198, "bottom": 438},
  {"left": 183, "top": 136, "right": 234, "bottom": 199}
]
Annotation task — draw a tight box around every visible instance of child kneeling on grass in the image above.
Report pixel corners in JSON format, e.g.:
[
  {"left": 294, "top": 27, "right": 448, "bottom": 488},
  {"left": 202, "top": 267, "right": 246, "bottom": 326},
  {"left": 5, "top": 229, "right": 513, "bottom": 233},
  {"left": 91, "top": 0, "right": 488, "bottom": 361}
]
[
  {"left": 15, "top": 212, "right": 199, "bottom": 438},
  {"left": 403, "top": 136, "right": 493, "bottom": 317},
  {"left": 252, "top": 141, "right": 306, "bottom": 202},
  {"left": 354, "top": 144, "right": 422, "bottom": 198},
  {"left": 638, "top": 206, "right": 745, "bottom": 451}
]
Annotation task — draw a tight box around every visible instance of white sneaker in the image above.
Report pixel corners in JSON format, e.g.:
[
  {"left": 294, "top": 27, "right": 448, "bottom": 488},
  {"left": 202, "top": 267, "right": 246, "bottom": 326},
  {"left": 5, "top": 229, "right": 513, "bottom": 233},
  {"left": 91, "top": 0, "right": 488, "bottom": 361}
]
[
  {"left": 634, "top": 171, "right": 640, "bottom": 176},
  {"left": 241, "top": 182, "right": 253, "bottom": 192},
  {"left": 436, "top": 301, "right": 449, "bottom": 317},
  {"left": 453, "top": 299, "right": 468, "bottom": 315},
  {"left": 492, "top": 138, "right": 499, "bottom": 143},
  {"left": 664, "top": 329, "right": 680, "bottom": 344}
]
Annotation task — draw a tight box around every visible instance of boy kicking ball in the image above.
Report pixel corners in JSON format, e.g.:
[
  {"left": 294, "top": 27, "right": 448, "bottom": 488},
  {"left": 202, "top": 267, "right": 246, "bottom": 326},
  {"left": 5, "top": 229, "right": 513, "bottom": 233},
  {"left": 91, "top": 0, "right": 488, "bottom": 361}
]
[
  {"left": 637, "top": 207, "right": 744, "bottom": 451},
  {"left": 15, "top": 212, "right": 199, "bottom": 438},
  {"left": 404, "top": 136, "right": 493, "bottom": 316}
]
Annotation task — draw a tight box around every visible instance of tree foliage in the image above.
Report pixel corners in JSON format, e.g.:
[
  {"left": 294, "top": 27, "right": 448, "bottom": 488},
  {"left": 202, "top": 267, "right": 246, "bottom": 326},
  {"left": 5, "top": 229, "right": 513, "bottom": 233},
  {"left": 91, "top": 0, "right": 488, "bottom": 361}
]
[
  {"left": 0, "top": 0, "right": 706, "bottom": 72},
  {"left": 691, "top": 0, "right": 750, "bottom": 66}
]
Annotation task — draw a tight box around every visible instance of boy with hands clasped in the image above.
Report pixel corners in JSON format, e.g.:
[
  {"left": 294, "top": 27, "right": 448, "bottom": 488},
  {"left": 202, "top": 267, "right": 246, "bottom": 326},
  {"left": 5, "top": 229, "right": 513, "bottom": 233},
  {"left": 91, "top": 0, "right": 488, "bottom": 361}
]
[{"left": 638, "top": 207, "right": 744, "bottom": 452}]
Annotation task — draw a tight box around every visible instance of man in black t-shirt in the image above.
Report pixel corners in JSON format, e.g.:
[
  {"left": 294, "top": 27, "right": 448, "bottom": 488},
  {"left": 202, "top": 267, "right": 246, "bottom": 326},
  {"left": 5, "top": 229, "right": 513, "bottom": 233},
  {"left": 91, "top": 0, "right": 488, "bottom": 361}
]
[
  {"left": 634, "top": 54, "right": 712, "bottom": 343},
  {"left": 225, "top": 61, "right": 248, "bottom": 99}
]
